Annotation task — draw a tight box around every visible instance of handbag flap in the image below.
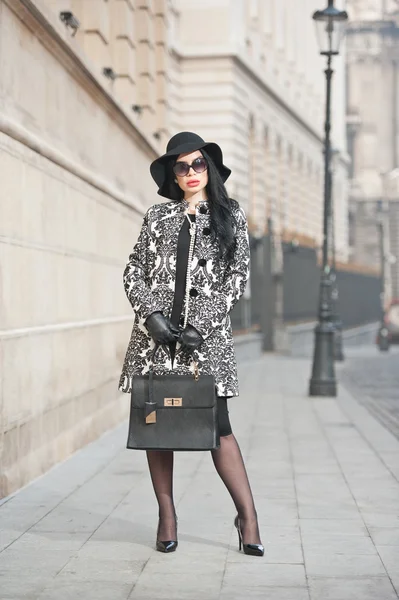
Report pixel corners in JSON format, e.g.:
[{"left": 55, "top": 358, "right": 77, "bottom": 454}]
[{"left": 131, "top": 374, "right": 216, "bottom": 409}]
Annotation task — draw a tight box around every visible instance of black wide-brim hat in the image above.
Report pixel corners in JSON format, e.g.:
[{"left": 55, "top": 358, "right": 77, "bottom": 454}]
[{"left": 150, "top": 131, "right": 231, "bottom": 200}]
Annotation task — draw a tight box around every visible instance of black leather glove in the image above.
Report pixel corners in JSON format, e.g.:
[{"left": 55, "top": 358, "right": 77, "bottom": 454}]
[
  {"left": 144, "top": 312, "right": 180, "bottom": 345},
  {"left": 178, "top": 324, "right": 204, "bottom": 356}
]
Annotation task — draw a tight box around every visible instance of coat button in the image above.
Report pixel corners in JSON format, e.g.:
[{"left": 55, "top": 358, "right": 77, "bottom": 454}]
[
  {"left": 198, "top": 258, "right": 207, "bottom": 267},
  {"left": 203, "top": 227, "right": 211, "bottom": 235},
  {"left": 189, "top": 288, "right": 198, "bottom": 297},
  {"left": 199, "top": 205, "right": 208, "bottom": 214}
]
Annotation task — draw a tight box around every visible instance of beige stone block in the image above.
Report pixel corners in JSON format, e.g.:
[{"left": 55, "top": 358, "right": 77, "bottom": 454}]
[
  {"left": 2, "top": 319, "right": 128, "bottom": 436},
  {"left": 20, "top": 161, "right": 45, "bottom": 242},
  {"left": 2, "top": 336, "right": 52, "bottom": 428},
  {"left": 0, "top": 146, "right": 24, "bottom": 239},
  {"left": 137, "top": 74, "right": 156, "bottom": 108},
  {"left": 1, "top": 425, "right": 19, "bottom": 471},
  {"left": 136, "top": 42, "right": 155, "bottom": 76},
  {"left": 153, "top": 0, "right": 167, "bottom": 15},
  {"left": 156, "top": 100, "right": 168, "bottom": 130},
  {"left": 154, "top": 14, "right": 166, "bottom": 44},
  {"left": 1, "top": 244, "right": 33, "bottom": 330},
  {"left": 77, "top": 0, "right": 110, "bottom": 43},
  {"left": 114, "top": 77, "right": 136, "bottom": 106},
  {"left": 136, "top": 7, "right": 154, "bottom": 43},
  {"left": 111, "top": 0, "right": 135, "bottom": 44},
  {"left": 134, "top": 106, "right": 158, "bottom": 135},
  {"left": 1, "top": 14, "right": 45, "bottom": 124},
  {"left": 155, "top": 73, "right": 167, "bottom": 101},
  {"left": 179, "top": 7, "right": 229, "bottom": 46},
  {"left": 113, "top": 39, "right": 135, "bottom": 78},
  {"left": 154, "top": 44, "right": 167, "bottom": 73},
  {"left": 41, "top": 175, "right": 67, "bottom": 250},
  {"left": 82, "top": 32, "right": 110, "bottom": 72}
]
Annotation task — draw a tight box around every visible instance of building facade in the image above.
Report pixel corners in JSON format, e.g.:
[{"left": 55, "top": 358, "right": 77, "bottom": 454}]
[
  {"left": 346, "top": 0, "right": 399, "bottom": 301},
  {"left": 0, "top": 0, "right": 348, "bottom": 495}
]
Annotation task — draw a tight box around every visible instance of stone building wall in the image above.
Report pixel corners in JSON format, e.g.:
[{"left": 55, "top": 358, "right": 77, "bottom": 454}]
[
  {"left": 0, "top": 0, "right": 159, "bottom": 496},
  {"left": 346, "top": 0, "right": 399, "bottom": 300}
]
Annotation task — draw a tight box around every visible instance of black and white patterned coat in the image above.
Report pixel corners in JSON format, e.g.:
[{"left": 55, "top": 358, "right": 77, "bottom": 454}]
[{"left": 118, "top": 198, "right": 250, "bottom": 397}]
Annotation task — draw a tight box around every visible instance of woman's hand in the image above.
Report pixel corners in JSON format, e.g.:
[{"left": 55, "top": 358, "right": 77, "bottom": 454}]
[
  {"left": 179, "top": 324, "right": 204, "bottom": 356},
  {"left": 144, "top": 312, "right": 180, "bottom": 345}
]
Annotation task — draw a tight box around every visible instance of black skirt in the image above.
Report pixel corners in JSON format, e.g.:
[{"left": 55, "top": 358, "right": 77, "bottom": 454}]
[{"left": 169, "top": 213, "right": 232, "bottom": 438}]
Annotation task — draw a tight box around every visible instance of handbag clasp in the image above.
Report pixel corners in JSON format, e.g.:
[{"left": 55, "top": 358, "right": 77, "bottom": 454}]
[{"left": 164, "top": 398, "right": 183, "bottom": 407}]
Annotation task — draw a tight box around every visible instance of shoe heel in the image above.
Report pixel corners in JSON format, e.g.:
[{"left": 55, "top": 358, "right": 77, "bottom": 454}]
[
  {"left": 234, "top": 516, "right": 242, "bottom": 552},
  {"left": 234, "top": 515, "right": 264, "bottom": 557}
]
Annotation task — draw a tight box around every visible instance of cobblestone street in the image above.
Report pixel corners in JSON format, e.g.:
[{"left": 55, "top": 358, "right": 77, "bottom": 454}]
[{"left": 340, "top": 346, "right": 399, "bottom": 441}]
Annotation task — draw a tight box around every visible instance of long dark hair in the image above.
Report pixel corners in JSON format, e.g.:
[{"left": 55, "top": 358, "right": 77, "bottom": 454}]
[{"left": 164, "top": 150, "right": 238, "bottom": 263}]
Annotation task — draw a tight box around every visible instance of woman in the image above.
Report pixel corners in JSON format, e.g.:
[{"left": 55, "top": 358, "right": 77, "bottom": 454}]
[{"left": 119, "top": 132, "right": 263, "bottom": 557}]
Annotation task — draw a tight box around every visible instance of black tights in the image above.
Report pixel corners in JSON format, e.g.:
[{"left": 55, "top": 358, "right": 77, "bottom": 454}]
[{"left": 146, "top": 433, "right": 261, "bottom": 544}]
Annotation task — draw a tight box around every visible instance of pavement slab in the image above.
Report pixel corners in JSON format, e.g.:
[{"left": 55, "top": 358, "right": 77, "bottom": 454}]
[{"left": 1, "top": 350, "right": 399, "bottom": 599}]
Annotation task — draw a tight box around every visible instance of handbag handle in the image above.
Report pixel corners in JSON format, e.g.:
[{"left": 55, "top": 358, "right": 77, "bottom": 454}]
[
  {"left": 149, "top": 343, "right": 199, "bottom": 380},
  {"left": 145, "top": 343, "right": 199, "bottom": 425}
]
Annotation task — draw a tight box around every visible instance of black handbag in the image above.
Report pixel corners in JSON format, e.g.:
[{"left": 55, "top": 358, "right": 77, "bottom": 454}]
[{"left": 126, "top": 344, "right": 220, "bottom": 451}]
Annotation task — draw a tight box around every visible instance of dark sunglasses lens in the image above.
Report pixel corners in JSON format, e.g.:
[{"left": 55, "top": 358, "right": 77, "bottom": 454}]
[
  {"left": 192, "top": 158, "right": 207, "bottom": 173},
  {"left": 173, "top": 162, "right": 189, "bottom": 177}
]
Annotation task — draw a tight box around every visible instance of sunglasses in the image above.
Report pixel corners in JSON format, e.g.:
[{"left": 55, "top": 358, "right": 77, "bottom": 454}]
[{"left": 173, "top": 157, "right": 208, "bottom": 178}]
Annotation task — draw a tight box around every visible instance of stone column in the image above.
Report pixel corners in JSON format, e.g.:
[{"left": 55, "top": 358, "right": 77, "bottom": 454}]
[
  {"left": 154, "top": 0, "right": 169, "bottom": 139},
  {"left": 71, "top": 0, "right": 111, "bottom": 84},
  {"left": 110, "top": 0, "right": 136, "bottom": 107},
  {"left": 290, "top": 149, "right": 301, "bottom": 233},
  {"left": 287, "top": 147, "right": 294, "bottom": 237},
  {"left": 298, "top": 152, "right": 306, "bottom": 238},
  {"left": 276, "top": 135, "right": 288, "bottom": 237},
  {"left": 268, "top": 131, "right": 280, "bottom": 235},
  {"left": 135, "top": 0, "right": 156, "bottom": 130},
  {"left": 264, "top": 131, "right": 287, "bottom": 352},
  {"left": 248, "top": 116, "right": 266, "bottom": 236}
]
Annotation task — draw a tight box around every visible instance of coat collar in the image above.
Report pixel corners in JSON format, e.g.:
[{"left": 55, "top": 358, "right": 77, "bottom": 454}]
[{"left": 178, "top": 198, "right": 209, "bottom": 212}]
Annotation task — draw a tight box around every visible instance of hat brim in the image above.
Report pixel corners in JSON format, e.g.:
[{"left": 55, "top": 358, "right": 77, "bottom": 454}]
[{"left": 150, "top": 140, "right": 231, "bottom": 200}]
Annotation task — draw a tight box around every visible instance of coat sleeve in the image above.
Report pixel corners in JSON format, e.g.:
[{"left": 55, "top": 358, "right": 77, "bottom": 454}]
[
  {"left": 189, "top": 206, "right": 250, "bottom": 340},
  {"left": 123, "top": 207, "right": 164, "bottom": 321}
]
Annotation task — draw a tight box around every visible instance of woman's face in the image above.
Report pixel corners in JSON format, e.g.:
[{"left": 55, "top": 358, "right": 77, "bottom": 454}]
[{"left": 174, "top": 150, "right": 208, "bottom": 196}]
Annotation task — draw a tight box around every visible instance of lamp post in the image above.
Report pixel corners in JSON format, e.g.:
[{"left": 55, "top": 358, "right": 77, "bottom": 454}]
[{"left": 309, "top": 0, "right": 348, "bottom": 397}]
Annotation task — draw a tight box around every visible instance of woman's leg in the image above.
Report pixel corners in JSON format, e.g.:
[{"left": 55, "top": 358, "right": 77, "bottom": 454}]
[
  {"left": 146, "top": 450, "right": 177, "bottom": 540},
  {"left": 211, "top": 399, "right": 261, "bottom": 545}
]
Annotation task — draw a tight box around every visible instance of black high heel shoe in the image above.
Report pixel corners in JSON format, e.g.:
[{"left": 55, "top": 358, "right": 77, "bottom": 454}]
[
  {"left": 156, "top": 516, "right": 178, "bottom": 553},
  {"left": 234, "top": 515, "right": 264, "bottom": 557}
]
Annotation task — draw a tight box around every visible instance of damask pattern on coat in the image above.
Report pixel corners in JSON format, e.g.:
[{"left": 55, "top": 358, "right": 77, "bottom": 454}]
[{"left": 119, "top": 198, "right": 250, "bottom": 398}]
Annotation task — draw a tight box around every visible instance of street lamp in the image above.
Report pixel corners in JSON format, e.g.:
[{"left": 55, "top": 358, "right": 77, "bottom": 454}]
[{"left": 309, "top": 0, "right": 348, "bottom": 397}]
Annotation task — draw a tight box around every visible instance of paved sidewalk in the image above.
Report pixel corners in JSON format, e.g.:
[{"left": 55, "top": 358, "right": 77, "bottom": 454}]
[{"left": 1, "top": 352, "right": 399, "bottom": 600}]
